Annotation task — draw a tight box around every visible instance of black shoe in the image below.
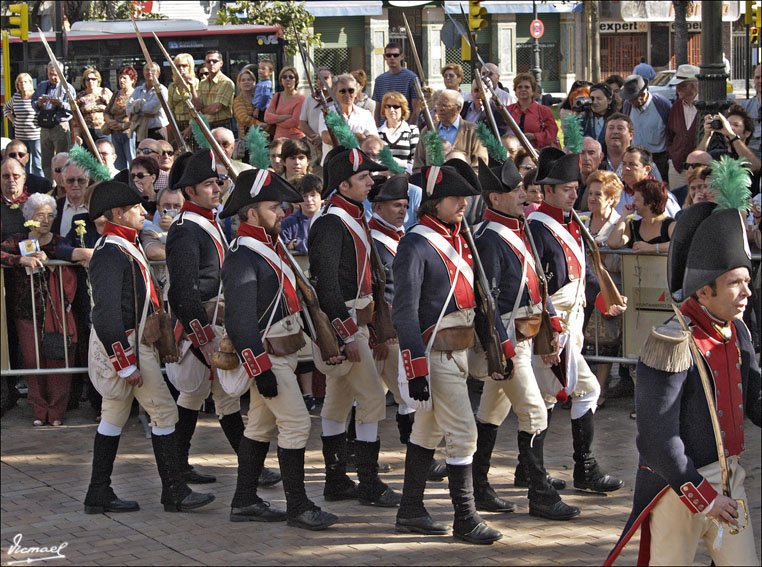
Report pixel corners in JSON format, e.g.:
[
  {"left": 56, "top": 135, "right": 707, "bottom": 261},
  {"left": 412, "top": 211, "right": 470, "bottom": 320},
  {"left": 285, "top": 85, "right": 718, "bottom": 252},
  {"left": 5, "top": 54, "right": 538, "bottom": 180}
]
[
  {"left": 230, "top": 501, "right": 287, "bottom": 522},
  {"left": 359, "top": 483, "right": 401, "bottom": 507},
  {"left": 529, "top": 499, "right": 581, "bottom": 521},
  {"left": 427, "top": 459, "right": 448, "bottom": 482},
  {"left": 514, "top": 473, "right": 566, "bottom": 490},
  {"left": 453, "top": 521, "right": 502, "bottom": 545},
  {"left": 164, "top": 491, "right": 215, "bottom": 512},
  {"left": 395, "top": 515, "right": 450, "bottom": 534},
  {"left": 259, "top": 466, "right": 282, "bottom": 487},
  {"left": 84, "top": 495, "right": 140, "bottom": 514},
  {"left": 573, "top": 474, "right": 623, "bottom": 493},
  {"left": 183, "top": 467, "right": 217, "bottom": 484},
  {"left": 324, "top": 481, "right": 358, "bottom": 501},
  {"left": 287, "top": 506, "right": 338, "bottom": 531},
  {"left": 379, "top": 462, "right": 393, "bottom": 474},
  {"left": 475, "top": 486, "right": 517, "bottom": 513}
]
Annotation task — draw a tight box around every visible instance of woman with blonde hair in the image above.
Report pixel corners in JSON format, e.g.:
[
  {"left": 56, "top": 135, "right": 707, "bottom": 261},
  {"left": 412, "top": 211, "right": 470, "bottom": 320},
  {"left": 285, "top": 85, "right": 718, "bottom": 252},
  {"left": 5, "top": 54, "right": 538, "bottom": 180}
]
[
  {"left": 3, "top": 73, "right": 42, "bottom": 176},
  {"left": 683, "top": 165, "right": 712, "bottom": 208},
  {"left": 167, "top": 52, "right": 199, "bottom": 147},
  {"left": 233, "top": 66, "right": 259, "bottom": 139},
  {"left": 378, "top": 91, "right": 419, "bottom": 173},
  {"left": 264, "top": 66, "right": 306, "bottom": 139},
  {"left": 76, "top": 67, "right": 113, "bottom": 143},
  {"left": 441, "top": 63, "right": 464, "bottom": 92}
]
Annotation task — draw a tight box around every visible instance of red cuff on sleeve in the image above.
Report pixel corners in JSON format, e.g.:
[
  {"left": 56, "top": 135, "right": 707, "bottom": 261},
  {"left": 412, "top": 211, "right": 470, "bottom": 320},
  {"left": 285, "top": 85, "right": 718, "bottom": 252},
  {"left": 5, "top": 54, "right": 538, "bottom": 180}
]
[
  {"left": 401, "top": 348, "right": 428, "bottom": 380},
  {"left": 502, "top": 339, "right": 516, "bottom": 360},
  {"left": 550, "top": 316, "right": 563, "bottom": 333},
  {"left": 332, "top": 316, "right": 359, "bottom": 340},
  {"left": 241, "top": 348, "right": 273, "bottom": 378},
  {"left": 188, "top": 319, "right": 216, "bottom": 348},
  {"left": 110, "top": 342, "right": 137, "bottom": 372},
  {"left": 594, "top": 292, "right": 608, "bottom": 315},
  {"left": 678, "top": 478, "right": 718, "bottom": 514}
]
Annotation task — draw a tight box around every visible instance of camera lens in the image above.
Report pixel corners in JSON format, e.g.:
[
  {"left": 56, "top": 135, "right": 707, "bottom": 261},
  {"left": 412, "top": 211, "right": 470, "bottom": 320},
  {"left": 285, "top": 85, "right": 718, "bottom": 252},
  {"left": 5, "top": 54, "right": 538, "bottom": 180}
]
[{"left": 710, "top": 119, "right": 723, "bottom": 130}]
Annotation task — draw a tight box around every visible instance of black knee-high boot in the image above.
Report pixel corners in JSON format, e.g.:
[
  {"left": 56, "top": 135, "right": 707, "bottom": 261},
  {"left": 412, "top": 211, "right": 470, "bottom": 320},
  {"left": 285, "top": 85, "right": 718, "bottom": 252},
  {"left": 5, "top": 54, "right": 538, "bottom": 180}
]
[{"left": 84, "top": 433, "right": 139, "bottom": 514}]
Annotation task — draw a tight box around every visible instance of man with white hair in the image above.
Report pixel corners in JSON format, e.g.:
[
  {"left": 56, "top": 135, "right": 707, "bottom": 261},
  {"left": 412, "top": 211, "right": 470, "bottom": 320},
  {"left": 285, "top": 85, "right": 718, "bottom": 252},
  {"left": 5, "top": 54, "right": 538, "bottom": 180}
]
[
  {"left": 574, "top": 137, "right": 605, "bottom": 210},
  {"left": 52, "top": 161, "right": 89, "bottom": 236},
  {"left": 95, "top": 139, "right": 119, "bottom": 178},
  {"left": 51, "top": 152, "right": 69, "bottom": 195},
  {"left": 464, "top": 63, "right": 516, "bottom": 107},
  {"left": 4, "top": 139, "right": 54, "bottom": 195},
  {"left": 211, "top": 127, "right": 235, "bottom": 159},
  {"left": 412, "top": 89, "right": 488, "bottom": 172}
]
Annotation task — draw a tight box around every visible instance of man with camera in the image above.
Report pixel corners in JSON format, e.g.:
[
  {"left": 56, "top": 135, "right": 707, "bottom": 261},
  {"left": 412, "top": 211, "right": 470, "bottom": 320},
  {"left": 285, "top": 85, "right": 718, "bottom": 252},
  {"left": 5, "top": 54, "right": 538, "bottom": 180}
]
[
  {"left": 31, "top": 63, "right": 75, "bottom": 180},
  {"left": 697, "top": 105, "right": 760, "bottom": 175}
]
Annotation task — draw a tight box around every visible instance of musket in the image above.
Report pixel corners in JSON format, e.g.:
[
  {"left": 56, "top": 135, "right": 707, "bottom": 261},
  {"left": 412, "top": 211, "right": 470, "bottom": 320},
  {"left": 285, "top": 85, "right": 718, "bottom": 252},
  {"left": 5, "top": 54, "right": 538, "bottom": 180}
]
[
  {"left": 279, "top": 237, "right": 341, "bottom": 361},
  {"left": 131, "top": 15, "right": 189, "bottom": 153},
  {"left": 670, "top": 303, "right": 747, "bottom": 534},
  {"left": 153, "top": 32, "right": 237, "bottom": 174},
  {"left": 362, "top": 218, "right": 396, "bottom": 344},
  {"left": 36, "top": 29, "right": 103, "bottom": 163},
  {"left": 461, "top": 218, "right": 505, "bottom": 375},
  {"left": 292, "top": 22, "right": 316, "bottom": 95},
  {"left": 401, "top": 13, "right": 435, "bottom": 133},
  {"left": 523, "top": 218, "right": 555, "bottom": 355},
  {"left": 570, "top": 209, "right": 625, "bottom": 312}
]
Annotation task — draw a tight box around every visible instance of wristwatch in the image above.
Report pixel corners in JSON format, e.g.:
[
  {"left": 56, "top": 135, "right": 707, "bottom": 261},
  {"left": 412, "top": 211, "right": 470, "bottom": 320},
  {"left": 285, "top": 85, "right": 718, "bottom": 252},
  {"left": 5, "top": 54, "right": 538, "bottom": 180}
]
[{"left": 729, "top": 134, "right": 741, "bottom": 146}]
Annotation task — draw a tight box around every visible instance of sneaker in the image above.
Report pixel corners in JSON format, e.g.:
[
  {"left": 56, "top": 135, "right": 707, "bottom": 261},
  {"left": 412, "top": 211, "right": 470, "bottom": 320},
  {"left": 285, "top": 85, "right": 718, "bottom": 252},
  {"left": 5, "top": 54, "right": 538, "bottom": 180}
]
[{"left": 303, "top": 394, "right": 316, "bottom": 411}]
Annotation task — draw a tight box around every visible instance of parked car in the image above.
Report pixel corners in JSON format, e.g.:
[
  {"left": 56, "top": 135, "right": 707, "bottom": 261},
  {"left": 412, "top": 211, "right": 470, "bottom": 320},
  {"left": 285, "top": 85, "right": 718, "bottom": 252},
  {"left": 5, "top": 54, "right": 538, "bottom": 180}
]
[{"left": 648, "top": 70, "right": 736, "bottom": 101}]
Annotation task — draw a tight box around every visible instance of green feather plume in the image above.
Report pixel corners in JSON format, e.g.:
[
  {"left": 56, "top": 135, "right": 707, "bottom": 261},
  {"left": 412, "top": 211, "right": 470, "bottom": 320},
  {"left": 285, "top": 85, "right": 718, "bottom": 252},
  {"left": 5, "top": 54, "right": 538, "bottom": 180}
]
[
  {"left": 191, "top": 115, "right": 211, "bottom": 149},
  {"left": 475, "top": 122, "right": 507, "bottom": 164},
  {"left": 324, "top": 112, "right": 359, "bottom": 150},
  {"left": 245, "top": 125, "right": 271, "bottom": 169},
  {"left": 561, "top": 113, "right": 584, "bottom": 153},
  {"left": 68, "top": 144, "right": 111, "bottom": 182},
  {"left": 422, "top": 130, "right": 445, "bottom": 167},
  {"left": 709, "top": 155, "right": 752, "bottom": 212},
  {"left": 377, "top": 145, "right": 405, "bottom": 175}
]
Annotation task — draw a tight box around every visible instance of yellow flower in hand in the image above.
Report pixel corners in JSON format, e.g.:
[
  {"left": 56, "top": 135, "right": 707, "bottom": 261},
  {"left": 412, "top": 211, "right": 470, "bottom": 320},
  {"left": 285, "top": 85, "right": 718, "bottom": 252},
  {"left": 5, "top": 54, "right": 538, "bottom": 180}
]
[
  {"left": 24, "top": 220, "right": 41, "bottom": 229},
  {"left": 74, "top": 219, "right": 87, "bottom": 237}
]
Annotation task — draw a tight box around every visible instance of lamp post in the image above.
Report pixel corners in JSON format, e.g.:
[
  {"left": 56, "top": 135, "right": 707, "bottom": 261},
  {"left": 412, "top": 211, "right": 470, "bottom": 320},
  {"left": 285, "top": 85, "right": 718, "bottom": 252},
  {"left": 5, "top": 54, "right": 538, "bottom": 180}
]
[
  {"left": 696, "top": 1, "right": 728, "bottom": 121},
  {"left": 531, "top": 0, "right": 542, "bottom": 83}
]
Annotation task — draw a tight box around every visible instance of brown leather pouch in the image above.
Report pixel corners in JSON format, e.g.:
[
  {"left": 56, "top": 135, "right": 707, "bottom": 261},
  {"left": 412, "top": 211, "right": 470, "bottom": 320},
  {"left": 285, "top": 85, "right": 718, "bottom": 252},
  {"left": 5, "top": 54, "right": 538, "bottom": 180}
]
[
  {"left": 515, "top": 314, "right": 542, "bottom": 341},
  {"left": 355, "top": 302, "right": 375, "bottom": 327},
  {"left": 203, "top": 298, "right": 225, "bottom": 325},
  {"left": 265, "top": 333, "right": 306, "bottom": 356},
  {"left": 142, "top": 313, "right": 161, "bottom": 346},
  {"left": 431, "top": 326, "right": 475, "bottom": 351},
  {"left": 141, "top": 312, "right": 179, "bottom": 358}
]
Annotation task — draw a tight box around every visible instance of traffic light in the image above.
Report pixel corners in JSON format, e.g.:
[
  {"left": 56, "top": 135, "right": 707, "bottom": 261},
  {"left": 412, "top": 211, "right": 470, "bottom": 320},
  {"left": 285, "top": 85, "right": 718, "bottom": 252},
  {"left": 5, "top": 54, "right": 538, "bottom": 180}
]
[
  {"left": 753, "top": 27, "right": 760, "bottom": 44},
  {"left": 8, "top": 3, "right": 29, "bottom": 41},
  {"left": 469, "top": 0, "right": 487, "bottom": 33}
]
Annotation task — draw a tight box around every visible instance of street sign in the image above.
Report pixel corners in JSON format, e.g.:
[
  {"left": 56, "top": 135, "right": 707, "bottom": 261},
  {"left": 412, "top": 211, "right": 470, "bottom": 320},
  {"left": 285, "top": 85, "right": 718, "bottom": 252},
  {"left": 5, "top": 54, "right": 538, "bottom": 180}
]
[
  {"left": 441, "top": 20, "right": 459, "bottom": 48},
  {"left": 530, "top": 19, "right": 544, "bottom": 39}
]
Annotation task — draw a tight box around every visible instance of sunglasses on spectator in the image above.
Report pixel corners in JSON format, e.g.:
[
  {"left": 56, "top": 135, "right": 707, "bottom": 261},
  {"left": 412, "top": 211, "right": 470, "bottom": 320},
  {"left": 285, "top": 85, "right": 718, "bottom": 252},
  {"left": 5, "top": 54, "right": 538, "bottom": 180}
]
[
  {"left": 685, "top": 162, "right": 704, "bottom": 169},
  {"left": 443, "top": 73, "right": 458, "bottom": 78},
  {"left": 281, "top": 75, "right": 296, "bottom": 80},
  {"left": 338, "top": 88, "right": 355, "bottom": 94},
  {"left": 7, "top": 152, "right": 27, "bottom": 159},
  {"left": 161, "top": 150, "right": 175, "bottom": 157},
  {"left": 131, "top": 172, "right": 152, "bottom": 180},
  {"left": 385, "top": 53, "right": 401, "bottom": 58},
  {"left": 66, "top": 177, "right": 88, "bottom": 185},
  {"left": 199, "top": 72, "right": 210, "bottom": 78},
  {"left": 54, "top": 167, "right": 64, "bottom": 173},
  {"left": 519, "top": 164, "right": 535, "bottom": 170},
  {"left": 385, "top": 104, "right": 401, "bottom": 110},
  {"left": 138, "top": 148, "right": 159, "bottom": 155},
  {"left": 205, "top": 58, "right": 220, "bottom": 64},
  {"left": 86, "top": 77, "right": 98, "bottom": 81}
]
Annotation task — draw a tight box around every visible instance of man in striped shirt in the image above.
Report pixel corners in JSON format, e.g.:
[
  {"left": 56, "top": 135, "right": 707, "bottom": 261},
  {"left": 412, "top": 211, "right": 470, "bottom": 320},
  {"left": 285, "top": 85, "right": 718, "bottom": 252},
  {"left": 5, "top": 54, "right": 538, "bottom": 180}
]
[{"left": 372, "top": 42, "right": 420, "bottom": 127}]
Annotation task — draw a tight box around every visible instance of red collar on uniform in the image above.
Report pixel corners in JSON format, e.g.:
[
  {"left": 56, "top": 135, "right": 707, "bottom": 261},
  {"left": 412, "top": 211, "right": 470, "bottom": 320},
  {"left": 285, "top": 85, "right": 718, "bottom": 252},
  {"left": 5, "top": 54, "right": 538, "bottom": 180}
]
[
  {"left": 537, "top": 201, "right": 568, "bottom": 224},
  {"left": 420, "top": 213, "right": 461, "bottom": 237},
  {"left": 237, "top": 222, "right": 274, "bottom": 246},
  {"left": 327, "top": 193, "right": 364, "bottom": 219},
  {"left": 103, "top": 221, "right": 139, "bottom": 243},
  {"left": 181, "top": 200, "right": 217, "bottom": 221},
  {"left": 681, "top": 297, "right": 733, "bottom": 343},
  {"left": 484, "top": 208, "right": 522, "bottom": 230},
  {"left": 368, "top": 214, "right": 403, "bottom": 241}
]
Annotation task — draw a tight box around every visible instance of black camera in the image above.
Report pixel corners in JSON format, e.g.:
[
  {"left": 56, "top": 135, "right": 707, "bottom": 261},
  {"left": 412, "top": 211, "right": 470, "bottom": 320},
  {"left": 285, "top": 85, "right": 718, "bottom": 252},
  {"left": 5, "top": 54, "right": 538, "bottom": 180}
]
[
  {"left": 572, "top": 97, "right": 592, "bottom": 112},
  {"left": 710, "top": 118, "right": 723, "bottom": 131}
]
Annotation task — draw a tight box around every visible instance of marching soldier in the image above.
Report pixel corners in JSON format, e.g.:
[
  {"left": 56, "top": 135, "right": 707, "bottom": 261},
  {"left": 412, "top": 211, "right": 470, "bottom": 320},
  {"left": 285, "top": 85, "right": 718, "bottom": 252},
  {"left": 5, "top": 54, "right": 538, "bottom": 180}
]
[
  {"left": 471, "top": 158, "right": 580, "bottom": 520},
  {"left": 218, "top": 168, "right": 339, "bottom": 529},
  {"left": 392, "top": 161, "right": 503, "bottom": 544},
  {"left": 307, "top": 146, "right": 401, "bottom": 507},
  {"left": 369, "top": 174, "right": 447, "bottom": 482},
  {"left": 84, "top": 181, "right": 214, "bottom": 514},
  {"left": 527, "top": 147, "right": 625, "bottom": 493},
  {"left": 606, "top": 199, "right": 760, "bottom": 565},
  {"left": 165, "top": 148, "right": 280, "bottom": 487}
]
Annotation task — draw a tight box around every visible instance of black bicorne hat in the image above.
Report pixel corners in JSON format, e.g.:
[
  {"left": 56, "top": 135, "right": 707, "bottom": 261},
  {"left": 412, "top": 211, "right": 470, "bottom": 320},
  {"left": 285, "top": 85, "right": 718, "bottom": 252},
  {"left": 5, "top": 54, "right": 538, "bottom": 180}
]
[
  {"left": 369, "top": 174, "right": 409, "bottom": 203},
  {"left": 535, "top": 147, "right": 580, "bottom": 186},
  {"left": 219, "top": 168, "right": 303, "bottom": 219},
  {"left": 478, "top": 157, "right": 523, "bottom": 194},
  {"left": 169, "top": 151, "right": 193, "bottom": 190},
  {"left": 421, "top": 164, "right": 480, "bottom": 200},
  {"left": 322, "top": 146, "right": 387, "bottom": 198},
  {"left": 89, "top": 181, "right": 142, "bottom": 220},
  {"left": 175, "top": 148, "right": 220, "bottom": 189}
]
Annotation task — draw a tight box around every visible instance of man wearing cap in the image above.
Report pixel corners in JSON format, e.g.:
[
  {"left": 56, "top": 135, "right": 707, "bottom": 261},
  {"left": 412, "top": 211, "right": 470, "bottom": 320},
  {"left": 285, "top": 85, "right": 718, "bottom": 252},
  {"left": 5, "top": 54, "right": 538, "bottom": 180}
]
[
  {"left": 307, "top": 146, "right": 401, "bottom": 507},
  {"left": 621, "top": 74, "right": 672, "bottom": 180},
  {"left": 666, "top": 65, "right": 700, "bottom": 190},
  {"left": 471, "top": 158, "right": 580, "bottom": 521},
  {"left": 606, "top": 201, "right": 760, "bottom": 566},
  {"left": 165, "top": 148, "right": 280, "bottom": 488},
  {"left": 218, "top": 169, "right": 339, "bottom": 530},
  {"left": 392, "top": 160, "right": 503, "bottom": 544},
  {"left": 527, "top": 147, "right": 626, "bottom": 494},
  {"left": 84, "top": 180, "right": 214, "bottom": 515}
]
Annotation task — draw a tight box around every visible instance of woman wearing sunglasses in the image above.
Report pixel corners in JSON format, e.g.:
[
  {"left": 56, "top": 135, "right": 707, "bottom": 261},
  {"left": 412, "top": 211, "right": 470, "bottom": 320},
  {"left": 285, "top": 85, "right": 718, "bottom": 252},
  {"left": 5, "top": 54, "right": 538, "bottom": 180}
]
[
  {"left": 75, "top": 68, "right": 113, "bottom": 144},
  {"left": 378, "top": 91, "right": 419, "bottom": 174},
  {"left": 264, "top": 66, "right": 305, "bottom": 140},
  {"left": 129, "top": 156, "right": 159, "bottom": 216}
]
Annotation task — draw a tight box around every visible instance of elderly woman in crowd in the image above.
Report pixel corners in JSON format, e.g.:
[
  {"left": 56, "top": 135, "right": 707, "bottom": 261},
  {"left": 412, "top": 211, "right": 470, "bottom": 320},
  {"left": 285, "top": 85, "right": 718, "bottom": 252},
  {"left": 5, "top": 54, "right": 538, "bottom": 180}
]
[
  {"left": 167, "top": 52, "right": 199, "bottom": 148},
  {"left": 129, "top": 155, "right": 160, "bottom": 216},
  {"left": 75, "top": 68, "right": 113, "bottom": 143},
  {"left": 378, "top": 91, "right": 420, "bottom": 174},
  {"left": 3, "top": 73, "right": 43, "bottom": 176},
  {"left": 442, "top": 63, "right": 464, "bottom": 92},
  {"left": 265, "top": 66, "right": 305, "bottom": 140},
  {"left": 608, "top": 179, "right": 676, "bottom": 253},
  {"left": 1, "top": 193, "right": 78, "bottom": 426},
  {"left": 351, "top": 69, "right": 376, "bottom": 116},
  {"left": 507, "top": 73, "right": 558, "bottom": 150},
  {"left": 104, "top": 65, "right": 138, "bottom": 169},
  {"left": 127, "top": 62, "right": 169, "bottom": 141},
  {"left": 233, "top": 66, "right": 258, "bottom": 139}
]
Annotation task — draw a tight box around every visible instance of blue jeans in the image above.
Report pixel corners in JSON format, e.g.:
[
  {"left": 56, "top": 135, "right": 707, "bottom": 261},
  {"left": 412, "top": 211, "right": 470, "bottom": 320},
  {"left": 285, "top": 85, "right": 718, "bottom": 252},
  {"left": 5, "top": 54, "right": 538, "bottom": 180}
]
[
  {"left": 22, "top": 139, "right": 44, "bottom": 177},
  {"left": 112, "top": 131, "right": 135, "bottom": 171}
]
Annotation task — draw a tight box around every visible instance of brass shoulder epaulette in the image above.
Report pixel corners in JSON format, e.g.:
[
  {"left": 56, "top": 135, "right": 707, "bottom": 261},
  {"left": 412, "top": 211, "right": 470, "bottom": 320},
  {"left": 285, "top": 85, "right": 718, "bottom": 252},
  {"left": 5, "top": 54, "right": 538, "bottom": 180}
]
[{"left": 640, "top": 319, "right": 693, "bottom": 373}]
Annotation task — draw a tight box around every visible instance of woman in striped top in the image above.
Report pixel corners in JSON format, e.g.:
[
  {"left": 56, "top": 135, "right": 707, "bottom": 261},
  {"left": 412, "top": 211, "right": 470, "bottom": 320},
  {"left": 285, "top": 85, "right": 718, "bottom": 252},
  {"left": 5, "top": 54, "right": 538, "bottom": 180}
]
[
  {"left": 377, "top": 91, "right": 419, "bottom": 174},
  {"left": 3, "top": 73, "right": 43, "bottom": 177},
  {"left": 233, "top": 66, "right": 259, "bottom": 139}
]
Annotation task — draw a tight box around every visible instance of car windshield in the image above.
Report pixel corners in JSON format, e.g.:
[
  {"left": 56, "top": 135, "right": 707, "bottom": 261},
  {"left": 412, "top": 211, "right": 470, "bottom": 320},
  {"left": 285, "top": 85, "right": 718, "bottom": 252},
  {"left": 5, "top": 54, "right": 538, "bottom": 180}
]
[{"left": 650, "top": 72, "right": 674, "bottom": 86}]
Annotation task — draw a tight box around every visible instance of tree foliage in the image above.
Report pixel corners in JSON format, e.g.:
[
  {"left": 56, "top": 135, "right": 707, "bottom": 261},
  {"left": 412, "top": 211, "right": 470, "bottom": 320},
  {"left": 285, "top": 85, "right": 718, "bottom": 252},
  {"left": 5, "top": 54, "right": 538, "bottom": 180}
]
[
  {"left": 215, "top": 1, "right": 322, "bottom": 56},
  {"left": 60, "top": 1, "right": 165, "bottom": 24}
]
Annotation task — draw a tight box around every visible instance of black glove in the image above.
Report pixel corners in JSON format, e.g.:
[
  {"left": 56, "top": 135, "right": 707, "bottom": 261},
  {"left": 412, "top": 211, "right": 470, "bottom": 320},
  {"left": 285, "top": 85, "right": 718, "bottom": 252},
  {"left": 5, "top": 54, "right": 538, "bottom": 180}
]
[
  {"left": 255, "top": 369, "right": 278, "bottom": 398},
  {"left": 408, "top": 375, "right": 430, "bottom": 401},
  {"left": 499, "top": 358, "right": 514, "bottom": 381}
]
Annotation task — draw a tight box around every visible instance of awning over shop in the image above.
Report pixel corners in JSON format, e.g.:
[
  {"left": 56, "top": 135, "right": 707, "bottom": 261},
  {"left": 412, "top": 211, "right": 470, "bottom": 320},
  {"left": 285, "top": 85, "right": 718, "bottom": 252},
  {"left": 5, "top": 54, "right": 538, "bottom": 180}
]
[
  {"left": 444, "top": 1, "right": 582, "bottom": 14},
  {"left": 304, "top": 1, "right": 384, "bottom": 17}
]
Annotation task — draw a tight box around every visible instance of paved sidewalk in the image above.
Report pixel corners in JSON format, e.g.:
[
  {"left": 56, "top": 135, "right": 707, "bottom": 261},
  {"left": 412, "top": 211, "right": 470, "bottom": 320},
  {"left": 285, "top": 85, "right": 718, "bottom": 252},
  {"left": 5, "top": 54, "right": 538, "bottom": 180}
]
[{"left": 2, "top": 392, "right": 759, "bottom": 566}]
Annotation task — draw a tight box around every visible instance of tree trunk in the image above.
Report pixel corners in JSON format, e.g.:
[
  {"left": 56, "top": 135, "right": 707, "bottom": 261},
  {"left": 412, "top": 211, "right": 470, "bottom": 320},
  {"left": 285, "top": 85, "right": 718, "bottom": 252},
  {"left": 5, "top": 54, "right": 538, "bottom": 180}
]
[
  {"left": 673, "top": 1, "right": 689, "bottom": 67},
  {"left": 590, "top": 1, "right": 601, "bottom": 82}
]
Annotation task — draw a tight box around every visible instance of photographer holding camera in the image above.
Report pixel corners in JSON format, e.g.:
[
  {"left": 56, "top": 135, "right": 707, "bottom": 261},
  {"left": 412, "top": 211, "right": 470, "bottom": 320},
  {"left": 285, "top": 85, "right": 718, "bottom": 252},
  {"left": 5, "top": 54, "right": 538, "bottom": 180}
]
[
  {"left": 697, "top": 104, "right": 760, "bottom": 175},
  {"left": 580, "top": 83, "right": 616, "bottom": 148}
]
